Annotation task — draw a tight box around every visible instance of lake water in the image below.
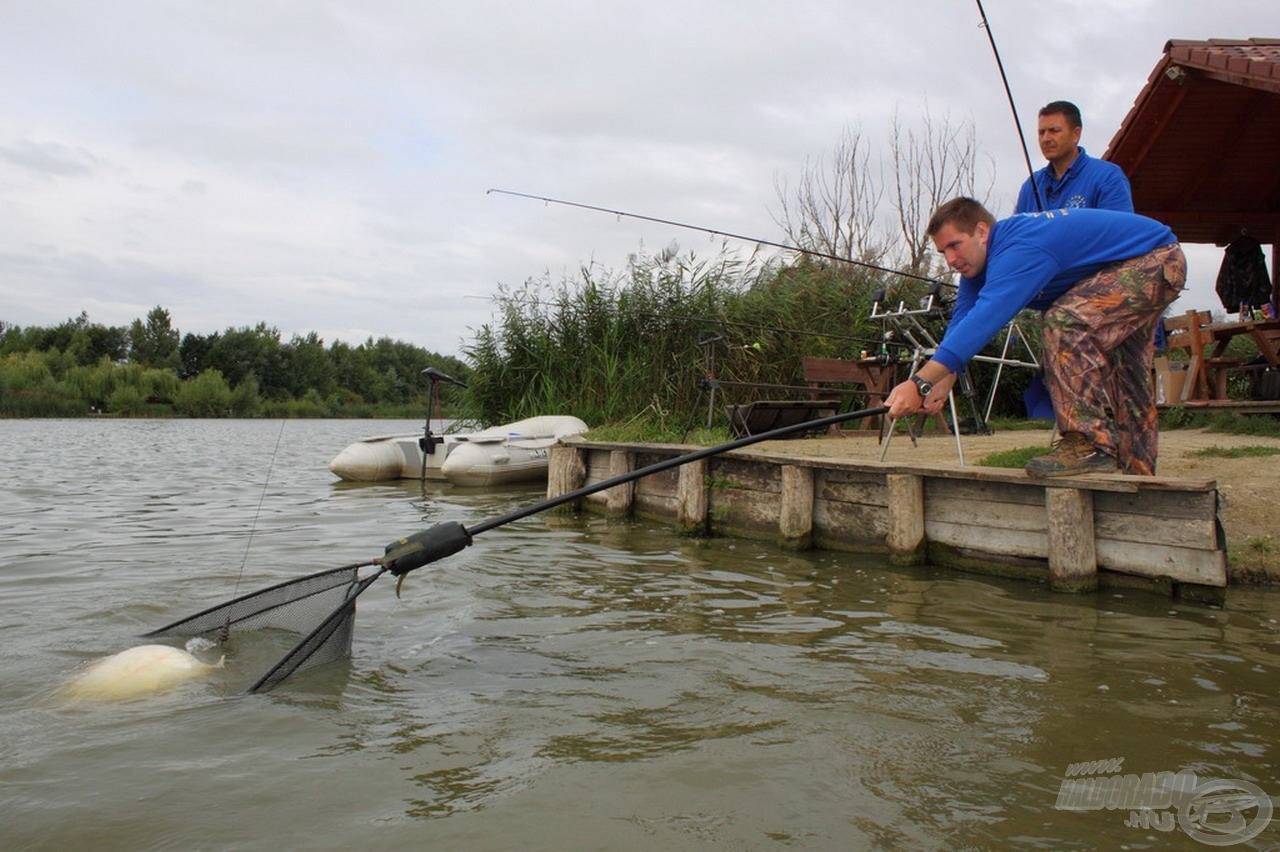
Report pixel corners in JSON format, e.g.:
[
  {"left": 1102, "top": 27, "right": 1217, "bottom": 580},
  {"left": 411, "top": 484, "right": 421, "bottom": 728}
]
[{"left": 2, "top": 419, "right": 1278, "bottom": 849}]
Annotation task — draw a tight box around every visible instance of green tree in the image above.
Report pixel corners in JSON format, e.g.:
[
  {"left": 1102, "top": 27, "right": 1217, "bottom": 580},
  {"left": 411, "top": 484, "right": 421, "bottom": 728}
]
[
  {"left": 281, "top": 332, "right": 335, "bottom": 399},
  {"left": 175, "top": 369, "right": 232, "bottom": 417},
  {"left": 143, "top": 368, "right": 181, "bottom": 404},
  {"left": 179, "top": 331, "right": 218, "bottom": 379},
  {"left": 107, "top": 383, "right": 148, "bottom": 416},
  {"left": 206, "top": 324, "right": 285, "bottom": 397},
  {"left": 129, "top": 306, "right": 181, "bottom": 369},
  {"left": 64, "top": 360, "right": 117, "bottom": 411},
  {"left": 230, "top": 375, "right": 263, "bottom": 417},
  {"left": 0, "top": 351, "right": 85, "bottom": 416}
]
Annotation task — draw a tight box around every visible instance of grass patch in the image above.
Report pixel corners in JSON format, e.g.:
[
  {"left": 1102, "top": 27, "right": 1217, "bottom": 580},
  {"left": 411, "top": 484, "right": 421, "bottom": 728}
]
[
  {"left": 1247, "top": 537, "right": 1275, "bottom": 554},
  {"left": 976, "top": 445, "right": 1052, "bottom": 468},
  {"left": 987, "top": 417, "right": 1055, "bottom": 432},
  {"left": 586, "top": 418, "right": 733, "bottom": 446},
  {"left": 1159, "top": 408, "right": 1280, "bottom": 437},
  {"left": 1188, "top": 445, "right": 1280, "bottom": 459}
]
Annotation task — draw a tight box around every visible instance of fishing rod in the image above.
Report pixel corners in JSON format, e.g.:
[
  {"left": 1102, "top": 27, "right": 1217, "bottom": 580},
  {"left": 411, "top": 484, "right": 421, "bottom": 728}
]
[
  {"left": 148, "top": 403, "right": 889, "bottom": 692},
  {"left": 974, "top": 0, "right": 1044, "bottom": 212},
  {"left": 488, "top": 188, "right": 953, "bottom": 289},
  {"left": 384, "top": 404, "right": 891, "bottom": 561}
]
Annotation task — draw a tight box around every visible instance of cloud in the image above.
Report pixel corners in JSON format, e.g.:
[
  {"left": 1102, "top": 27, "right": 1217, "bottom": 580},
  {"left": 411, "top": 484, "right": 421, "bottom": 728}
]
[
  {"left": 0, "top": 139, "right": 103, "bottom": 178},
  {"left": 0, "top": 0, "right": 1273, "bottom": 354}
]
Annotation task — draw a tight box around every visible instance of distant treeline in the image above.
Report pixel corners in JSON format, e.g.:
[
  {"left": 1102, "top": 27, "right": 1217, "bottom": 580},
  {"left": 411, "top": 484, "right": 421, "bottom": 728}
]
[{"left": 0, "top": 307, "right": 468, "bottom": 418}]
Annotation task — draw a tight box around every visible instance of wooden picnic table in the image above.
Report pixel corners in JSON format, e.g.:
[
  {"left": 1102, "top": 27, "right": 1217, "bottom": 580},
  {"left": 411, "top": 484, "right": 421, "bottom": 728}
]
[
  {"left": 1203, "top": 317, "right": 1280, "bottom": 401},
  {"left": 1205, "top": 317, "right": 1280, "bottom": 366}
]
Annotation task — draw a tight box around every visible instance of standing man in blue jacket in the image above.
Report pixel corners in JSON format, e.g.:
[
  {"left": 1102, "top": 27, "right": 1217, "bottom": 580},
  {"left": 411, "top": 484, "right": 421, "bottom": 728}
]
[
  {"left": 1015, "top": 101, "right": 1132, "bottom": 214},
  {"left": 886, "top": 199, "right": 1184, "bottom": 478}
]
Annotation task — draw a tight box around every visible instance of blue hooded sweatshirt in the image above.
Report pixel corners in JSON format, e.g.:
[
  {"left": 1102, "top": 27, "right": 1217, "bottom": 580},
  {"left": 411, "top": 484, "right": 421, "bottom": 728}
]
[
  {"left": 1014, "top": 147, "right": 1134, "bottom": 214},
  {"left": 933, "top": 208, "right": 1177, "bottom": 373}
]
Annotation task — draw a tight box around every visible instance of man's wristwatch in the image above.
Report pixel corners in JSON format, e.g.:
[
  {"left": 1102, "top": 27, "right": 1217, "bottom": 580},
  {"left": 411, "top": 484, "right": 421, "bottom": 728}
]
[{"left": 910, "top": 375, "right": 933, "bottom": 397}]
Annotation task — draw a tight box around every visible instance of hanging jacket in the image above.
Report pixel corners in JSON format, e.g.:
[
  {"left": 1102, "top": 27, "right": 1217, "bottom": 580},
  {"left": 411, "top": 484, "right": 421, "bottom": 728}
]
[{"left": 1215, "top": 235, "right": 1271, "bottom": 310}]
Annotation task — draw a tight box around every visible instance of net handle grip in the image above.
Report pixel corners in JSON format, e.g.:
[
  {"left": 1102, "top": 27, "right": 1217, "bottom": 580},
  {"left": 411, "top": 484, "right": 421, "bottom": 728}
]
[{"left": 381, "top": 522, "right": 472, "bottom": 576}]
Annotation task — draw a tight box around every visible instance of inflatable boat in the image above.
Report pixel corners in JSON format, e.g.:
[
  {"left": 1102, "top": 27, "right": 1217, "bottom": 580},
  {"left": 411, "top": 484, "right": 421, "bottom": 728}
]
[{"left": 328, "top": 415, "right": 589, "bottom": 485}]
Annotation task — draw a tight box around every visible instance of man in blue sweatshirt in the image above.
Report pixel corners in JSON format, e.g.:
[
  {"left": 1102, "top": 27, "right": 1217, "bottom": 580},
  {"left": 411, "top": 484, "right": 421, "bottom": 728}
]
[
  {"left": 1014, "top": 101, "right": 1133, "bottom": 214},
  {"left": 886, "top": 198, "right": 1185, "bottom": 477}
]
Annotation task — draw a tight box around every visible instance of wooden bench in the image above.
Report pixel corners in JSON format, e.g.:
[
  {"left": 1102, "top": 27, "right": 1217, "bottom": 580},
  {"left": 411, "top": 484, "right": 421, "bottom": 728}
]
[
  {"left": 802, "top": 356, "right": 897, "bottom": 432},
  {"left": 1162, "top": 309, "right": 1245, "bottom": 401},
  {"left": 718, "top": 356, "right": 900, "bottom": 437}
]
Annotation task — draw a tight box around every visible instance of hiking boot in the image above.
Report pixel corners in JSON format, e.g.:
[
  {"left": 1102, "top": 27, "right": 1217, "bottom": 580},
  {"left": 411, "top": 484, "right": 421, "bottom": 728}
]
[{"left": 1025, "top": 432, "right": 1116, "bottom": 479}]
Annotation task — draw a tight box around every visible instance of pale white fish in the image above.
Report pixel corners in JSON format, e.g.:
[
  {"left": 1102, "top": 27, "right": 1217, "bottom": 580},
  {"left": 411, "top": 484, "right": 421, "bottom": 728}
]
[{"left": 58, "top": 644, "right": 225, "bottom": 702}]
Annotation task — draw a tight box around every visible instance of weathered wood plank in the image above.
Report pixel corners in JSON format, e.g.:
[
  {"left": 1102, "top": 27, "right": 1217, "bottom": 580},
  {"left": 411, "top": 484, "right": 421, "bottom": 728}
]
[
  {"left": 1047, "top": 488, "right": 1097, "bottom": 592},
  {"left": 709, "top": 486, "right": 782, "bottom": 536},
  {"left": 812, "top": 500, "right": 889, "bottom": 548},
  {"left": 675, "top": 458, "right": 709, "bottom": 534},
  {"left": 927, "top": 519, "right": 1048, "bottom": 560},
  {"left": 926, "top": 477, "right": 1046, "bottom": 508},
  {"left": 1093, "top": 512, "right": 1218, "bottom": 550},
  {"left": 634, "top": 491, "right": 679, "bottom": 521},
  {"left": 604, "top": 450, "right": 635, "bottom": 517},
  {"left": 926, "top": 496, "right": 1046, "bottom": 532},
  {"left": 815, "top": 469, "right": 890, "bottom": 507},
  {"left": 887, "top": 474, "right": 926, "bottom": 564},
  {"left": 709, "top": 457, "right": 782, "bottom": 493},
  {"left": 1096, "top": 540, "right": 1227, "bottom": 587},
  {"left": 1093, "top": 488, "right": 1217, "bottom": 521},
  {"left": 547, "top": 445, "right": 586, "bottom": 507},
  {"left": 571, "top": 441, "right": 1217, "bottom": 493},
  {"left": 779, "top": 465, "right": 814, "bottom": 549},
  {"left": 582, "top": 448, "right": 616, "bottom": 489}
]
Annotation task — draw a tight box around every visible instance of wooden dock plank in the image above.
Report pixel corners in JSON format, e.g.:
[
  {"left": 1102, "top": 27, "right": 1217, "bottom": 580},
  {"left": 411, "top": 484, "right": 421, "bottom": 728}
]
[
  {"left": 1096, "top": 540, "right": 1227, "bottom": 587},
  {"left": 926, "top": 519, "right": 1049, "bottom": 560},
  {"left": 552, "top": 441, "right": 1229, "bottom": 595},
  {"left": 926, "top": 494, "right": 1047, "bottom": 532},
  {"left": 815, "top": 469, "right": 890, "bottom": 507},
  {"left": 1093, "top": 512, "right": 1218, "bottom": 551}
]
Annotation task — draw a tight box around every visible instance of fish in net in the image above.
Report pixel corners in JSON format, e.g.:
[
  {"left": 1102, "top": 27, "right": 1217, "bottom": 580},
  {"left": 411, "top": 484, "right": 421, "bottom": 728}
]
[{"left": 145, "top": 562, "right": 384, "bottom": 693}]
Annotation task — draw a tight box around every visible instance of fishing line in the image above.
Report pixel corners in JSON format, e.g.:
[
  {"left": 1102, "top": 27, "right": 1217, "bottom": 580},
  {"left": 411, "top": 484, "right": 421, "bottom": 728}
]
[
  {"left": 232, "top": 419, "right": 289, "bottom": 598},
  {"left": 474, "top": 293, "right": 909, "bottom": 352},
  {"left": 488, "top": 188, "right": 955, "bottom": 289},
  {"left": 974, "top": 0, "right": 1043, "bottom": 211}
]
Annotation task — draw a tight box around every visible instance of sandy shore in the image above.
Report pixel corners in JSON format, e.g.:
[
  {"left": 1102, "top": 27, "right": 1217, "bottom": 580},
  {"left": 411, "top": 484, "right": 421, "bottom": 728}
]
[{"left": 749, "top": 426, "right": 1280, "bottom": 583}]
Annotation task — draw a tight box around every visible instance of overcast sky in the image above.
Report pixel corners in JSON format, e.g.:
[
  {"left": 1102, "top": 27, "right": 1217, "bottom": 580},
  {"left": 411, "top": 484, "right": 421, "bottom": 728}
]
[{"left": 1, "top": 1, "right": 1272, "bottom": 356}]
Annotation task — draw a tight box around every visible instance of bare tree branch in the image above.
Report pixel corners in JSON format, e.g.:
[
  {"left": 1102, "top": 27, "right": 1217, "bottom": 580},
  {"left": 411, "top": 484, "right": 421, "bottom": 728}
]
[{"left": 773, "top": 108, "right": 995, "bottom": 280}]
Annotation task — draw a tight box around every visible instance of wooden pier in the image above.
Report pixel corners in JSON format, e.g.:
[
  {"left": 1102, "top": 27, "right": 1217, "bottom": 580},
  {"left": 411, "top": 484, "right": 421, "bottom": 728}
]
[{"left": 547, "top": 440, "right": 1227, "bottom": 598}]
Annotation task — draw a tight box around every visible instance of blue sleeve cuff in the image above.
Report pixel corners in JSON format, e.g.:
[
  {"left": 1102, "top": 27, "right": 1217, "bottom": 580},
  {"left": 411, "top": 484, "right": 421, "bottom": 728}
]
[{"left": 933, "top": 347, "right": 966, "bottom": 373}]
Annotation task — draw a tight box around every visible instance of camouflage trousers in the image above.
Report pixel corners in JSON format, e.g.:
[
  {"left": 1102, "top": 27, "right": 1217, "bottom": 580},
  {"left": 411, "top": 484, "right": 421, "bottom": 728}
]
[{"left": 1041, "top": 243, "right": 1186, "bottom": 475}]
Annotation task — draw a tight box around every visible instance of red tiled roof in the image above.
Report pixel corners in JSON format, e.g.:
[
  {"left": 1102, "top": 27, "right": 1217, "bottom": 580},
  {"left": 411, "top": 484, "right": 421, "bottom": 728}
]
[{"left": 1105, "top": 38, "right": 1280, "bottom": 245}]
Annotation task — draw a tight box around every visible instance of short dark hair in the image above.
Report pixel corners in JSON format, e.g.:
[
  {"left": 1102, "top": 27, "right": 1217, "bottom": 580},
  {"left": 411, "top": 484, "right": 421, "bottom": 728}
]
[
  {"left": 1039, "top": 100, "right": 1082, "bottom": 128},
  {"left": 927, "top": 197, "right": 996, "bottom": 236}
]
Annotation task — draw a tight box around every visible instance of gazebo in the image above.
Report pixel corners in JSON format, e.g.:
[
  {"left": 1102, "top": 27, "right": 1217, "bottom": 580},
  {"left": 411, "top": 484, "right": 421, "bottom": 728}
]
[{"left": 1105, "top": 38, "right": 1280, "bottom": 308}]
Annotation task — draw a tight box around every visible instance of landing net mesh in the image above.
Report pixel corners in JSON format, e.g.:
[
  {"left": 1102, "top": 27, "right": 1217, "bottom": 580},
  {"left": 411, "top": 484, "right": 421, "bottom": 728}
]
[{"left": 146, "top": 563, "right": 381, "bottom": 692}]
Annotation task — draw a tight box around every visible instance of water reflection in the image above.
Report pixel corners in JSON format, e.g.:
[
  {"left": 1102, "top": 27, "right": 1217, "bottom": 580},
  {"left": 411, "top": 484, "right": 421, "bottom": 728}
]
[{"left": 2, "top": 420, "right": 1279, "bottom": 849}]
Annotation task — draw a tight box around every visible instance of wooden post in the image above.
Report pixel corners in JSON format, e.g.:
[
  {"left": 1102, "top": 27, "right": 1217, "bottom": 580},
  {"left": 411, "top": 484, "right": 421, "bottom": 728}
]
[
  {"left": 604, "top": 450, "right": 635, "bottom": 517},
  {"left": 675, "top": 458, "right": 709, "bottom": 535},
  {"left": 1271, "top": 235, "right": 1278, "bottom": 310},
  {"left": 778, "top": 465, "right": 814, "bottom": 550},
  {"left": 886, "top": 474, "right": 926, "bottom": 564},
  {"left": 1046, "top": 487, "right": 1097, "bottom": 592},
  {"left": 546, "top": 445, "right": 586, "bottom": 511}
]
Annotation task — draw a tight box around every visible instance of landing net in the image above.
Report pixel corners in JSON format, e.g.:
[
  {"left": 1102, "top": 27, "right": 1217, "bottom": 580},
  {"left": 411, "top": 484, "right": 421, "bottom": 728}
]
[{"left": 145, "top": 562, "right": 381, "bottom": 692}]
